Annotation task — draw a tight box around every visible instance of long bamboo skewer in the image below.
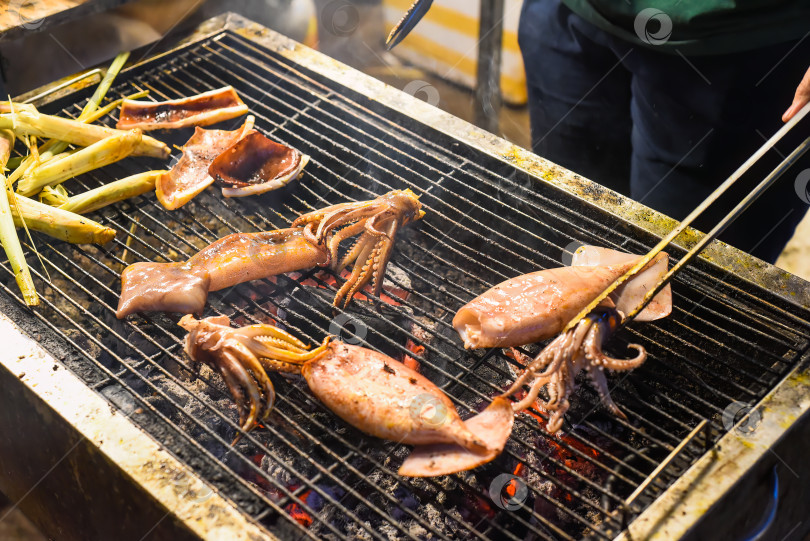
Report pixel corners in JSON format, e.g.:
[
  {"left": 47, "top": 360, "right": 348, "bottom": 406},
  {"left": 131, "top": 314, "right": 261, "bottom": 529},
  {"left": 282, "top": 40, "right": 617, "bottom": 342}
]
[
  {"left": 562, "top": 101, "right": 810, "bottom": 333},
  {"left": 620, "top": 136, "right": 810, "bottom": 325}
]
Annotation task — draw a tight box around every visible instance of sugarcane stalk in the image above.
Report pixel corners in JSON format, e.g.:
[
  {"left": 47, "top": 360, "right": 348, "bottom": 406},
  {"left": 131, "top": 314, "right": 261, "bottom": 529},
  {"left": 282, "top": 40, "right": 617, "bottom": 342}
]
[
  {"left": 7, "top": 89, "right": 152, "bottom": 190},
  {"left": 17, "top": 130, "right": 142, "bottom": 196},
  {"left": 0, "top": 109, "right": 169, "bottom": 158},
  {"left": 11, "top": 192, "right": 115, "bottom": 244},
  {"left": 0, "top": 130, "right": 38, "bottom": 305},
  {"left": 58, "top": 170, "right": 162, "bottom": 214}
]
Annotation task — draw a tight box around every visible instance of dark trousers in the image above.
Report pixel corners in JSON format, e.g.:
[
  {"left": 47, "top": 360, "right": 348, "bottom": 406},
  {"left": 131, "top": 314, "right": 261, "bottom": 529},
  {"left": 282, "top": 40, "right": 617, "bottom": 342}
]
[{"left": 518, "top": 0, "right": 810, "bottom": 263}]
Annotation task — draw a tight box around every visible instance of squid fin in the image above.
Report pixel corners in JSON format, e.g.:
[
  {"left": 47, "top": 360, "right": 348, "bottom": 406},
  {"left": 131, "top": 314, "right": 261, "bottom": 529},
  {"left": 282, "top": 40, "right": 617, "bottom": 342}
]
[
  {"left": 571, "top": 246, "right": 672, "bottom": 322},
  {"left": 398, "top": 397, "right": 514, "bottom": 477}
]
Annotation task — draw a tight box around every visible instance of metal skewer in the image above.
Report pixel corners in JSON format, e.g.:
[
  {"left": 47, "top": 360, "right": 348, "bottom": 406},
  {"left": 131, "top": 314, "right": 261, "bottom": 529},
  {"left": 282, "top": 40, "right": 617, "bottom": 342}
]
[{"left": 562, "top": 101, "right": 810, "bottom": 333}]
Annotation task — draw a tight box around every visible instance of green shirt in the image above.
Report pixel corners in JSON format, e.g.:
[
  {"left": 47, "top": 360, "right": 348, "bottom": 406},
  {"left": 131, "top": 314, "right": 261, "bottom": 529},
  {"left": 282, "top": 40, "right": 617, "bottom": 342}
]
[{"left": 561, "top": 0, "right": 810, "bottom": 55}]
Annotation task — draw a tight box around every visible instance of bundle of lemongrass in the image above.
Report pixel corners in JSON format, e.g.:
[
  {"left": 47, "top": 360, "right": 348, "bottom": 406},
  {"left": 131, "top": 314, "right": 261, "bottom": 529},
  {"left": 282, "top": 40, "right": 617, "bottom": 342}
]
[{"left": 0, "top": 52, "right": 170, "bottom": 305}]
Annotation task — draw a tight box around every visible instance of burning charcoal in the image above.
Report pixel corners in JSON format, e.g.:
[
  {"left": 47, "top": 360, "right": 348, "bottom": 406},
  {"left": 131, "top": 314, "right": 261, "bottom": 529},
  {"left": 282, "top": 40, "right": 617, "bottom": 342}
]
[
  {"left": 278, "top": 284, "right": 414, "bottom": 360},
  {"left": 406, "top": 316, "right": 463, "bottom": 387},
  {"left": 259, "top": 455, "right": 298, "bottom": 488},
  {"left": 380, "top": 262, "right": 411, "bottom": 297},
  {"left": 157, "top": 376, "right": 190, "bottom": 408},
  {"left": 390, "top": 486, "right": 420, "bottom": 521}
]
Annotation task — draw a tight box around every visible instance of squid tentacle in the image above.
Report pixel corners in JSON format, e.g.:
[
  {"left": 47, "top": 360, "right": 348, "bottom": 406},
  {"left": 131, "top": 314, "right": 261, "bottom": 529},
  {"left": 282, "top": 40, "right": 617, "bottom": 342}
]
[
  {"left": 334, "top": 239, "right": 377, "bottom": 308},
  {"left": 510, "top": 373, "right": 554, "bottom": 412},
  {"left": 303, "top": 222, "right": 320, "bottom": 251},
  {"left": 370, "top": 221, "right": 399, "bottom": 297},
  {"left": 594, "top": 345, "right": 647, "bottom": 371},
  {"left": 546, "top": 398, "right": 570, "bottom": 433},
  {"left": 328, "top": 221, "right": 367, "bottom": 264},
  {"left": 258, "top": 357, "right": 306, "bottom": 374},
  {"left": 586, "top": 363, "right": 627, "bottom": 419},
  {"left": 315, "top": 204, "right": 376, "bottom": 240},
  {"left": 219, "top": 350, "right": 262, "bottom": 441},
  {"left": 501, "top": 307, "right": 649, "bottom": 433},
  {"left": 364, "top": 211, "right": 396, "bottom": 240},
  {"left": 238, "top": 323, "right": 311, "bottom": 348},
  {"left": 291, "top": 190, "right": 423, "bottom": 307},
  {"left": 335, "top": 231, "right": 371, "bottom": 273},
  {"left": 229, "top": 341, "right": 276, "bottom": 417},
  {"left": 214, "top": 358, "right": 247, "bottom": 426}
]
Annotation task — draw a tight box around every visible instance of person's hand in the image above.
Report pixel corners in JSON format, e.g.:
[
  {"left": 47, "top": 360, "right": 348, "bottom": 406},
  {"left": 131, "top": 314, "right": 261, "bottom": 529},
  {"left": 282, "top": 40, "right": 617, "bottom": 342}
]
[{"left": 783, "top": 66, "right": 810, "bottom": 122}]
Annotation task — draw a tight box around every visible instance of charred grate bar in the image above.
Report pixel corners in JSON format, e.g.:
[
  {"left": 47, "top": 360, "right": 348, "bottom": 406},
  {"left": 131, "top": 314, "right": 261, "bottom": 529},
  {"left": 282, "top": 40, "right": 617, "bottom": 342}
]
[{"left": 1, "top": 29, "right": 808, "bottom": 540}]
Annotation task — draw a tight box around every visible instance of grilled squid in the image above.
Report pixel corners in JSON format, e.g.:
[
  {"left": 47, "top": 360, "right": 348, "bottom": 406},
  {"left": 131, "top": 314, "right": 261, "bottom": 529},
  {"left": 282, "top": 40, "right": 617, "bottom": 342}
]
[
  {"left": 117, "top": 86, "right": 248, "bottom": 131},
  {"left": 501, "top": 307, "right": 646, "bottom": 432},
  {"left": 208, "top": 130, "right": 308, "bottom": 197},
  {"left": 292, "top": 189, "right": 425, "bottom": 308},
  {"left": 453, "top": 246, "right": 672, "bottom": 349},
  {"left": 156, "top": 116, "right": 255, "bottom": 210},
  {"left": 179, "top": 315, "right": 513, "bottom": 477},
  {"left": 116, "top": 228, "right": 327, "bottom": 317},
  {"left": 117, "top": 190, "right": 426, "bottom": 317}
]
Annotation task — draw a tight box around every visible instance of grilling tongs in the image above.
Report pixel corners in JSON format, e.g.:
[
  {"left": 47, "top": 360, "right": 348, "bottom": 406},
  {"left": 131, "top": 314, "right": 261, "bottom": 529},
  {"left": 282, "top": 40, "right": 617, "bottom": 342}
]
[
  {"left": 566, "top": 102, "right": 810, "bottom": 333},
  {"left": 385, "top": 0, "right": 433, "bottom": 50}
]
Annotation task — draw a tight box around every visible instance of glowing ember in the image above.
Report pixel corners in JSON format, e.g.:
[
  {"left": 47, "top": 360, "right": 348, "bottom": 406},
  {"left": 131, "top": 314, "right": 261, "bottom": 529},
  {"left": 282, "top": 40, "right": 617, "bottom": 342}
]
[
  {"left": 505, "top": 463, "right": 527, "bottom": 498},
  {"left": 285, "top": 501, "right": 313, "bottom": 527},
  {"left": 403, "top": 339, "right": 425, "bottom": 372}
]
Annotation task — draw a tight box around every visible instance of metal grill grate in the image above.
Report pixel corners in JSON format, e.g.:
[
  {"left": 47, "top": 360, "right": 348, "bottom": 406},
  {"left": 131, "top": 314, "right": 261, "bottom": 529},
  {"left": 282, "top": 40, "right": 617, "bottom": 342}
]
[{"left": 1, "top": 30, "right": 809, "bottom": 540}]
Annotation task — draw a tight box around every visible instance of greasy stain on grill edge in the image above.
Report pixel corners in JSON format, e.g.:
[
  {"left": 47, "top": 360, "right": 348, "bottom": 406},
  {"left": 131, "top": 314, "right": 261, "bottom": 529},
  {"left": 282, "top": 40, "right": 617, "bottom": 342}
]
[{"left": 0, "top": 28, "right": 808, "bottom": 541}]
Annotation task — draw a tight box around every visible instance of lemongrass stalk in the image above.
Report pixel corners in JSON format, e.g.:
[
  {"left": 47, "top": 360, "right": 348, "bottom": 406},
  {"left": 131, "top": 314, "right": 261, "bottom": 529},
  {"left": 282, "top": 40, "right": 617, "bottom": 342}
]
[
  {"left": 38, "top": 185, "right": 69, "bottom": 206},
  {"left": 11, "top": 192, "right": 115, "bottom": 244},
  {"left": 0, "top": 109, "right": 169, "bottom": 158},
  {"left": 18, "top": 130, "right": 142, "bottom": 196},
  {"left": 58, "top": 170, "right": 162, "bottom": 214},
  {"left": 0, "top": 102, "right": 26, "bottom": 114},
  {"left": 78, "top": 52, "right": 129, "bottom": 121},
  {"left": 37, "top": 90, "right": 150, "bottom": 161},
  {"left": 32, "top": 53, "right": 135, "bottom": 161},
  {"left": 8, "top": 152, "right": 34, "bottom": 186},
  {"left": 0, "top": 130, "right": 38, "bottom": 305}
]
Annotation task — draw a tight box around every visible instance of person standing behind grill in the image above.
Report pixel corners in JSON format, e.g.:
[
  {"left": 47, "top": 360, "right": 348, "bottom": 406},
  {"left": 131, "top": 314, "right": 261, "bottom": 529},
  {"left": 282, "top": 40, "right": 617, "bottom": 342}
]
[{"left": 518, "top": 0, "right": 810, "bottom": 263}]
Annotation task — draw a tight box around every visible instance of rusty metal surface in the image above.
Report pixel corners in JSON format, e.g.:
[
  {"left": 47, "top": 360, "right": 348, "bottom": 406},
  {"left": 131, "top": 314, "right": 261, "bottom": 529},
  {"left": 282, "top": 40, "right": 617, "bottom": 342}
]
[{"left": 615, "top": 353, "right": 810, "bottom": 541}]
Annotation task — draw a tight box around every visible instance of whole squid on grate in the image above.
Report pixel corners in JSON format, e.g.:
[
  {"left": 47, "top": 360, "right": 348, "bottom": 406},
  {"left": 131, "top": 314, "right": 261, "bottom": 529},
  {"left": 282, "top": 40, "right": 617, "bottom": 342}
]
[
  {"left": 116, "top": 189, "right": 424, "bottom": 317},
  {"left": 179, "top": 315, "right": 513, "bottom": 477},
  {"left": 455, "top": 246, "right": 673, "bottom": 432}
]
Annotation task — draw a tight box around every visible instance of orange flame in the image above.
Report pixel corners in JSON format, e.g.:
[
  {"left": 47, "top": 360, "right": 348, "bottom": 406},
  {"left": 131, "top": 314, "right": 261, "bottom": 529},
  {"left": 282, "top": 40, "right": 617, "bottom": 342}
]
[
  {"left": 403, "top": 339, "right": 425, "bottom": 372},
  {"left": 505, "top": 463, "right": 526, "bottom": 498},
  {"left": 297, "top": 270, "right": 408, "bottom": 306},
  {"left": 286, "top": 500, "right": 313, "bottom": 528}
]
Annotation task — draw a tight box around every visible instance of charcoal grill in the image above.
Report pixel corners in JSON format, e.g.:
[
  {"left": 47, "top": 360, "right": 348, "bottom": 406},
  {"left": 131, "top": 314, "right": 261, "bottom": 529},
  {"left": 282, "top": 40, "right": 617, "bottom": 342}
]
[{"left": 1, "top": 13, "right": 809, "bottom": 541}]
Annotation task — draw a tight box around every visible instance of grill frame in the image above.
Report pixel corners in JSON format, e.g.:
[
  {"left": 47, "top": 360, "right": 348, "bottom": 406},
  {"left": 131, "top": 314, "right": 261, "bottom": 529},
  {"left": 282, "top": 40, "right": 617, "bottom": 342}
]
[{"left": 0, "top": 13, "right": 808, "bottom": 541}]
